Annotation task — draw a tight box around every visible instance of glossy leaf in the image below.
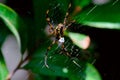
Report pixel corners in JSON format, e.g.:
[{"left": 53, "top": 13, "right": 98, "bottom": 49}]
[
  {"left": 85, "top": 63, "right": 102, "bottom": 80},
  {"left": 75, "top": 1, "right": 120, "bottom": 29},
  {"left": 0, "top": 3, "right": 21, "bottom": 48},
  {"left": 0, "top": 3, "right": 27, "bottom": 52},
  {"left": 66, "top": 32, "right": 90, "bottom": 49},
  {"left": 82, "top": 22, "right": 120, "bottom": 29}
]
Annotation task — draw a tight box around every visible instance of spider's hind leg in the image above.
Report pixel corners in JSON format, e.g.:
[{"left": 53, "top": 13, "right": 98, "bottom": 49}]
[
  {"left": 61, "top": 43, "right": 71, "bottom": 57},
  {"left": 44, "top": 40, "right": 56, "bottom": 68},
  {"left": 61, "top": 43, "right": 81, "bottom": 68}
]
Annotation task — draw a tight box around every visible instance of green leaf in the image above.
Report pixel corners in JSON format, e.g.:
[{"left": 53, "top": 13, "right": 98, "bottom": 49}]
[
  {"left": 0, "top": 3, "right": 27, "bottom": 52},
  {"left": 82, "top": 22, "right": 120, "bottom": 29},
  {"left": 85, "top": 63, "right": 102, "bottom": 80},
  {"left": 0, "top": 52, "right": 8, "bottom": 80},
  {"left": 75, "top": 1, "right": 120, "bottom": 29},
  {"left": 0, "top": 24, "right": 10, "bottom": 48},
  {"left": 66, "top": 32, "right": 90, "bottom": 49},
  {"left": 0, "top": 3, "right": 21, "bottom": 48},
  {"left": 24, "top": 40, "right": 96, "bottom": 80},
  {"left": 24, "top": 41, "right": 85, "bottom": 80}
]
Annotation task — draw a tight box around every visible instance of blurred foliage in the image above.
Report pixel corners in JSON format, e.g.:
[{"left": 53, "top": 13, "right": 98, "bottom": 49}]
[
  {"left": 0, "top": 0, "right": 120, "bottom": 80},
  {"left": 0, "top": 52, "right": 8, "bottom": 80},
  {"left": 75, "top": 0, "right": 120, "bottom": 29},
  {"left": 0, "top": 3, "right": 27, "bottom": 52}
]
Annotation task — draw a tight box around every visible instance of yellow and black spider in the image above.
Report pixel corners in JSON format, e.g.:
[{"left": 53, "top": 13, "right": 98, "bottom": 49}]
[{"left": 44, "top": 3, "right": 79, "bottom": 69}]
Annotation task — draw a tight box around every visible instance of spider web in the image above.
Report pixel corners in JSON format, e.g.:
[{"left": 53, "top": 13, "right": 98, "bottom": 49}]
[
  {"left": 47, "top": 0, "right": 70, "bottom": 24},
  {"left": 43, "top": 1, "right": 98, "bottom": 76},
  {"left": 44, "top": 0, "right": 97, "bottom": 68}
]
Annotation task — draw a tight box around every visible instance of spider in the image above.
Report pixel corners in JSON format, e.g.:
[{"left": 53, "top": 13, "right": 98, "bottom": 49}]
[{"left": 45, "top": 3, "right": 77, "bottom": 69}]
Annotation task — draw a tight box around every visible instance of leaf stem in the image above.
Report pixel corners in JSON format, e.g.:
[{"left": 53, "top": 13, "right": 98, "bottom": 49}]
[{"left": 6, "top": 54, "right": 30, "bottom": 80}]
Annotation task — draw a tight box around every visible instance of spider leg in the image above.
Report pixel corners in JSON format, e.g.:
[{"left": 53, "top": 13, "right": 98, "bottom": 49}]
[
  {"left": 61, "top": 43, "right": 71, "bottom": 57},
  {"left": 44, "top": 40, "right": 56, "bottom": 68},
  {"left": 46, "top": 10, "right": 54, "bottom": 33},
  {"left": 67, "top": 20, "right": 75, "bottom": 27},
  {"left": 63, "top": 3, "right": 71, "bottom": 25},
  {"left": 63, "top": 3, "right": 75, "bottom": 30}
]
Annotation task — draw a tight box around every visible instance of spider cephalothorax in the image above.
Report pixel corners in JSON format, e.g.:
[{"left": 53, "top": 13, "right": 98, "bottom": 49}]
[
  {"left": 54, "top": 23, "right": 65, "bottom": 42},
  {"left": 45, "top": 3, "right": 76, "bottom": 68}
]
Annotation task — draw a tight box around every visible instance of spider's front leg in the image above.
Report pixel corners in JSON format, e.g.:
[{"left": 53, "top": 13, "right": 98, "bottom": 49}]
[
  {"left": 44, "top": 40, "right": 56, "bottom": 68},
  {"left": 46, "top": 10, "right": 54, "bottom": 33},
  {"left": 63, "top": 3, "right": 76, "bottom": 30},
  {"left": 63, "top": 3, "right": 71, "bottom": 25}
]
